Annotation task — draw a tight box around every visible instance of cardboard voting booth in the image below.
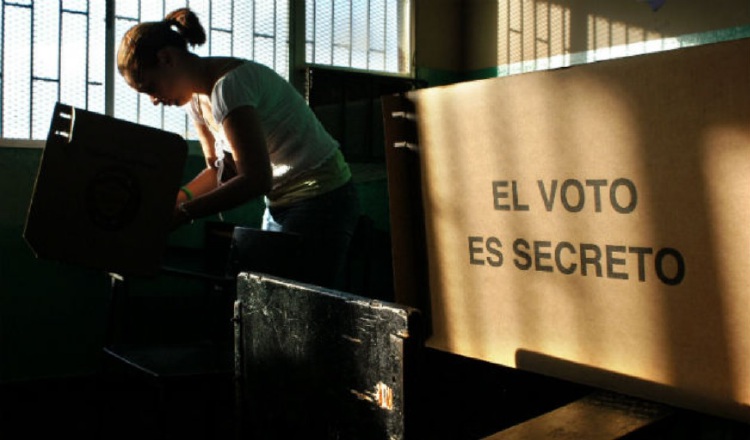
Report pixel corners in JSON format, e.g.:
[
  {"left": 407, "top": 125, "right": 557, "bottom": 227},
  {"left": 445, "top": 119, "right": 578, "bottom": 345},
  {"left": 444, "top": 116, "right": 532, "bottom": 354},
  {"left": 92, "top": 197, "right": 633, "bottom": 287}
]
[
  {"left": 387, "top": 38, "right": 750, "bottom": 422},
  {"left": 24, "top": 103, "right": 188, "bottom": 276}
]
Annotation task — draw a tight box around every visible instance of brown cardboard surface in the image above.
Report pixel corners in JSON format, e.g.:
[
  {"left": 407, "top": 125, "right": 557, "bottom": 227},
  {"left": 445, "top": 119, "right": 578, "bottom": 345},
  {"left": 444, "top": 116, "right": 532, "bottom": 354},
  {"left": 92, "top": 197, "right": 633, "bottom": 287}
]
[
  {"left": 405, "top": 38, "right": 750, "bottom": 421},
  {"left": 24, "top": 104, "right": 187, "bottom": 276}
]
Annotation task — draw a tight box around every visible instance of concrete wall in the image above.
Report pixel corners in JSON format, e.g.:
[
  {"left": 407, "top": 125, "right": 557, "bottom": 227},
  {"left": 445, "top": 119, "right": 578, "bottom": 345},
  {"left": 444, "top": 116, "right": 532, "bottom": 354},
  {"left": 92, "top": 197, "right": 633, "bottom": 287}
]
[
  {"left": 462, "top": 0, "right": 750, "bottom": 73},
  {"left": 414, "top": 0, "right": 464, "bottom": 85}
]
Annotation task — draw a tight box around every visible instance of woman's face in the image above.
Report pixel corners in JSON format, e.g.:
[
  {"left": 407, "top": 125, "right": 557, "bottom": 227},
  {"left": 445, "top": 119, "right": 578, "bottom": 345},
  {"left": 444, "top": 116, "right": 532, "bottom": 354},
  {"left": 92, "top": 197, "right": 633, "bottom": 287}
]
[{"left": 125, "top": 49, "right": 192, "bottom": 107}]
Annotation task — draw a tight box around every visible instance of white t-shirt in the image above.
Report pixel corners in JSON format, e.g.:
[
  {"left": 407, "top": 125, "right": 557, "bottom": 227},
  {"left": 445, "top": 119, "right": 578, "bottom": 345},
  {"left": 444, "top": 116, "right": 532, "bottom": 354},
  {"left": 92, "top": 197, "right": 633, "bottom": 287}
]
[{"left": 186, "top": 60, "right": 342, "bottom": 197}]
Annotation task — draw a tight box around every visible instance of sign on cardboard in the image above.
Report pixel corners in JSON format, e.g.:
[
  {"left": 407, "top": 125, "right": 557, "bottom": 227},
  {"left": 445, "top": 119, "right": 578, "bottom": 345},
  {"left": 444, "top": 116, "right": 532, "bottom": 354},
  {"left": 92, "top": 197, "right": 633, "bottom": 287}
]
[{"left": 407, "top": 38, "right": 750, "bottom": 421}]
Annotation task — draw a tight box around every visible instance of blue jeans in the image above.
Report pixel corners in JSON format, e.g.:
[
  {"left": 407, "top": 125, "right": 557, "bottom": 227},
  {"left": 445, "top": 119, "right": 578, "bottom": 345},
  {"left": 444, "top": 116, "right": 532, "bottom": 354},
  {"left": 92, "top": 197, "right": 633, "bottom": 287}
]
[{"left": 262, "top": 180, "right": 361, "bottom": 289}]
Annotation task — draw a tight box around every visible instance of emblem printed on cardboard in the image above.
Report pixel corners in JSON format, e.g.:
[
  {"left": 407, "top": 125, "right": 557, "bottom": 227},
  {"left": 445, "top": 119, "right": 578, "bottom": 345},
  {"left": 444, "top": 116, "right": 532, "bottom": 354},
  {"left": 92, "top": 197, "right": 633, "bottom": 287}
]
[{"left": 85, "top": 167, "right": 142, "bottom": 231}]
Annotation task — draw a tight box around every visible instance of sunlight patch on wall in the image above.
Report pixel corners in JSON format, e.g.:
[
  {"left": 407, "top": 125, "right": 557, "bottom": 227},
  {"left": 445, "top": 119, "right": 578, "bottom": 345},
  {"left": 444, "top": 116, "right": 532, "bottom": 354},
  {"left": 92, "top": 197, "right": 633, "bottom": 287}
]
[
  {"left": 495, "top": 0, "right": 749, "bottom": 77},
  {"left": 498, "top": 0, "right": 571, "bottom": 74},
  {"left": 700, "top": 125, "right": 750, "bottom": 404}
]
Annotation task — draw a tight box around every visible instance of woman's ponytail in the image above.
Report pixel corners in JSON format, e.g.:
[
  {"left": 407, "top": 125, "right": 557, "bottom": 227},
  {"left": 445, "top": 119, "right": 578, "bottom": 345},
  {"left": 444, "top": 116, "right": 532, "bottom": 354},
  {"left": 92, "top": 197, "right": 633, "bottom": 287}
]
[
  {"left": 117, "top": 8, "right": 206, "bottom": 80},
  {"left": 164, "top": 8, "right": 206, "bottom": 47}
]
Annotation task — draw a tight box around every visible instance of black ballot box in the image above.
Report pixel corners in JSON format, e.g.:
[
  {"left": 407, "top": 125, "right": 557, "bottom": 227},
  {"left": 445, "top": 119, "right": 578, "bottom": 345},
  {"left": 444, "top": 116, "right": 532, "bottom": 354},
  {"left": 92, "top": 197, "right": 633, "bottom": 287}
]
[
  {"left": 234, "top": 273, "right": 424, "bottom": 439},
  {"left": 24, "top": 103, "right": 188, "bottom": 276}
]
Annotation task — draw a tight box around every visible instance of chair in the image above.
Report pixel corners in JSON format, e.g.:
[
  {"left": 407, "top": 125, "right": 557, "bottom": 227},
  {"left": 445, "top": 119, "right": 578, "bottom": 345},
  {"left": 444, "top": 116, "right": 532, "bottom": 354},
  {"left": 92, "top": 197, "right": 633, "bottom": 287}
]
[{"left": 99, "top": 222, "right": 303, "bottom": 439}]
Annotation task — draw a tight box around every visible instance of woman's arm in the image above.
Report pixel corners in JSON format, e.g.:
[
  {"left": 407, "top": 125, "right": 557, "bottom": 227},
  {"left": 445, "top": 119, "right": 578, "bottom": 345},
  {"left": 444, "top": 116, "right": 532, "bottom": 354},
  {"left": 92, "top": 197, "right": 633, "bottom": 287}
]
[
  {"left": 175, "top": 122, "right": 221, "bottom": 204},
  {"left": 174, "top": 105, "right": 271, "bottom": 222},
  {"left": 221, "top": 105, "right": 273, "bottom": 195}
]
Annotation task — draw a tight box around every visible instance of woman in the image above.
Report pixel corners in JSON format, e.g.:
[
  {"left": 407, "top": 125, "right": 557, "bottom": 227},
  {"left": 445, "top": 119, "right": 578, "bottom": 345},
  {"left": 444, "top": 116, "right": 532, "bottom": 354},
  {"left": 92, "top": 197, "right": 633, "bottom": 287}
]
[{"left": 117, "top": 8, "right": 361, "bottom": 289}]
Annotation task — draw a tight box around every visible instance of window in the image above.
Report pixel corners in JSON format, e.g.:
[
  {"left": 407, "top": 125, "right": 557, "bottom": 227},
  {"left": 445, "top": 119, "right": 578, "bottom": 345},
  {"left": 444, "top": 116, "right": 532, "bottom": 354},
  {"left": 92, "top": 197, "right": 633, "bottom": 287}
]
[
  {"left": 305, "top": 0, "right": 411, "bottom": 74},
  {"left": 1, "top": 0, "right": 412, "bottom": 142},
  {"left": 1, "top": 0, "right": 107, "bottom": 140}
]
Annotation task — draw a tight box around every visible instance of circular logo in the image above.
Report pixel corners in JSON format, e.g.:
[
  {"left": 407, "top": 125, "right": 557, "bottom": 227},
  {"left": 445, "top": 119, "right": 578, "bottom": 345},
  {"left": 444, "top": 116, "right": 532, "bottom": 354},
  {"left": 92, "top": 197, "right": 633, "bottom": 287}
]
[{"left": 85, "top": 168, "right": 141, "bottom": 231}]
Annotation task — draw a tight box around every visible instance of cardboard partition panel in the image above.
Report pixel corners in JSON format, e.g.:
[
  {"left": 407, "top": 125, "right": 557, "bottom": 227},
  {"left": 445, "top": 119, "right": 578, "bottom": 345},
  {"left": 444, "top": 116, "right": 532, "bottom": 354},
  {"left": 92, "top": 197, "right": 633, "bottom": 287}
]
[
  {"left": 383, "top": 94, "right": 431, "bottom": 323},
  {"left": 393, "top": 38, "right": 750, "bottom": 421},
  {"left": 24, "top": 103, "right": 187, "bottom": 276}
]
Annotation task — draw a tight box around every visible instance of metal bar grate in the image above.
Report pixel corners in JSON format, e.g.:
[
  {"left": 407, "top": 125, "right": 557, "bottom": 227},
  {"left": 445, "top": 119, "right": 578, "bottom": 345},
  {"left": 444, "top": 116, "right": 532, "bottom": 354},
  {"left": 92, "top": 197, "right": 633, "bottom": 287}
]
[
  {"left": 0, "top": 0, "right": 413, "bottom": 141},
  {"left": 0, "top": 0, "right": 291, "bottom": 141},
  {"left": 306, "top": 0, "right": 410, "bottom": 74}
]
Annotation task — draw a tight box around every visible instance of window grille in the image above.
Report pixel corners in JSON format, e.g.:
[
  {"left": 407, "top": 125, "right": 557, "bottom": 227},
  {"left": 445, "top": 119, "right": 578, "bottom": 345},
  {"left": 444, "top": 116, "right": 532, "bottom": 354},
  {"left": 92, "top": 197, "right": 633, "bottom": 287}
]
[
  {"left": 0, "top": 0, "right": 411, "bottom": 141},
  {"left": 1, "top": 0, "right": 290, "bottom": 140},
  {"left": 305, "top": 0, "right": 411, "bottom": 74},
  {"left": 1, "top": 0, "right": 106, "bottom": 140}
]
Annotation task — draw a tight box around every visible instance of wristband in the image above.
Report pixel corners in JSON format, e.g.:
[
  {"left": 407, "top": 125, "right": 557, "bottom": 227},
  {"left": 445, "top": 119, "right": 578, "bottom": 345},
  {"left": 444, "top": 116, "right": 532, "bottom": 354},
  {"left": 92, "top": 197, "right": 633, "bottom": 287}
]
[{"left": 180, "top": 186, "right": 194, "bottom": 201}]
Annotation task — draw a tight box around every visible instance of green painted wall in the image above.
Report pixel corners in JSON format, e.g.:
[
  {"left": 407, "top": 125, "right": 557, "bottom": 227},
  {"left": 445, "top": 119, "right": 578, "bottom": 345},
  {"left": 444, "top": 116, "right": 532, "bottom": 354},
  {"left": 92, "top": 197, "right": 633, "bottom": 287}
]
[{"left": 1, "top": 147, "right": 109, "bottom": 381}]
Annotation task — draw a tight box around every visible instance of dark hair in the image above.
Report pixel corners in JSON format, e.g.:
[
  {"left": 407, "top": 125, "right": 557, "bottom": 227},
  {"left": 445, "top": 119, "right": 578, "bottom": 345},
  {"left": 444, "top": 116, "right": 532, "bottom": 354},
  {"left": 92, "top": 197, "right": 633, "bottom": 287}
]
[{"left": 117, "top": 8, "right": 206, "bottom": 81}]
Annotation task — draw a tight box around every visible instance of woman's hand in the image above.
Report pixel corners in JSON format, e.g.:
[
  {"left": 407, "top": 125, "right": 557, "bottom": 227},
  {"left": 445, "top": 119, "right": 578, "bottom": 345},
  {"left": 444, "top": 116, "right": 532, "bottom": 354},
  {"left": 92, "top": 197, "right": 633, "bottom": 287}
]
[{"left": 170, "top": 202, "right": 193, "bottom": 230}]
